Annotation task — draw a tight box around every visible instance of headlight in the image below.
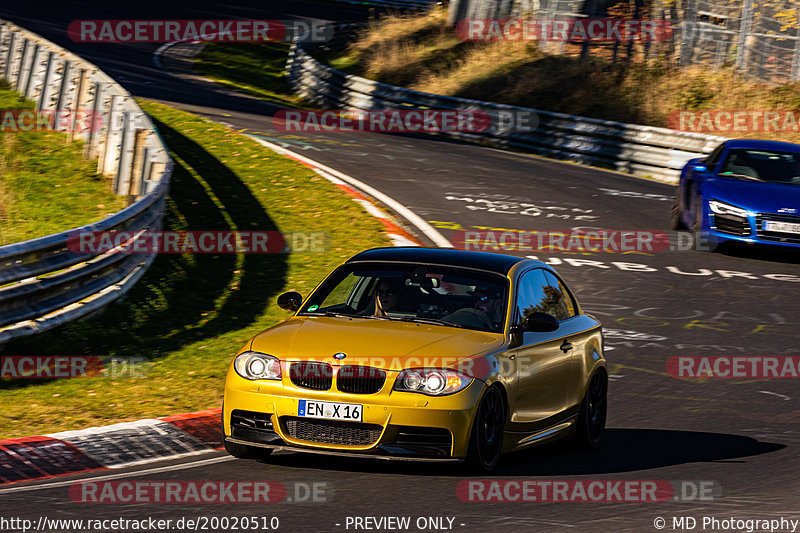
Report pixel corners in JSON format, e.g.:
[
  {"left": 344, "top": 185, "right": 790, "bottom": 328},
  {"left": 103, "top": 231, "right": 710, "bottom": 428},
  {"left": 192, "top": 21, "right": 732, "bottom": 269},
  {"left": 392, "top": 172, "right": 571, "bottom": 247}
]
[
  {"left": 234, "top": 351, "right": 282, "bottom": 381},
  {"left": 709, "top": 199, "right": 748, "bottom": 218},
  {"left": 394, "top": 368, "right": 473, "bottom": 396}
]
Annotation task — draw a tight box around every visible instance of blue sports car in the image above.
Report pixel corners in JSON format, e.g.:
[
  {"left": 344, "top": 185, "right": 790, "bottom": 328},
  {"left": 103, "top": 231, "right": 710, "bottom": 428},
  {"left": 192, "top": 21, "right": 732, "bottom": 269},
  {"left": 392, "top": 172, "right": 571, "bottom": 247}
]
[{"left": 672, "top": 139, "right": 800, "bottom": 250}]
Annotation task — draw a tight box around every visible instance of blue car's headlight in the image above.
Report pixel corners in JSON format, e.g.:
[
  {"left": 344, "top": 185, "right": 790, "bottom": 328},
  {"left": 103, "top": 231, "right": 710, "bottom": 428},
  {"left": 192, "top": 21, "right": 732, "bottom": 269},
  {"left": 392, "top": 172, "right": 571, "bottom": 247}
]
[
  {"left": 234, "top": 351, "right": 282, "bottom": 381},
  {"left": 709, "top": 199, "right": 748, "bottom": 218}
]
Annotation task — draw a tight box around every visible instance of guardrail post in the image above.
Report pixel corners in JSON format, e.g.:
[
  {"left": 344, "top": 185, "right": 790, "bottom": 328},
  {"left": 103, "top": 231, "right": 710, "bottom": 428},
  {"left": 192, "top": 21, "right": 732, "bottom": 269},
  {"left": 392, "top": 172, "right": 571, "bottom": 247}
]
[
  {"left": 54, "top": 59, "right": 72, "bottom": 130},
  {"left": 146, "top": 158, "right": 167, "bottom": 195},
  {"left": 6, "top": 36, "right": 28, "bottom": 87},
  {"left": 3, "top": 31, "right": 15, "bottom": 80},
  {"left": 113, "top": 111, "right": 137, "bottom": 196},
  {"left": 735, "top": 0, "right": 754, "bottom": 71},
  {"left": 130, "top": 128, "right": 151, "bottom": 198},
  {"left": 16, "top": 38, "right": 31, "bottom": 92},
  {"left": 134, "top": 145, "right": 151, "bottom": 199},
  {"left": 22, "top": 43, "right": 41, "bottom": 100},
  {"left": 98, "top": 94, "right": 122, "bottom": 177},
  {"left": 0, "top": 28, "right": 7, "bottom": 77},
  {"left": 68, "top": 67, "right": 88, "bottom": 142},
  {"left": 84, "top": 79, "right": 103, "bottom": 157},
  {"left": 36, "top": 51, "right": 56, "bottom": 111},
  {"left": 679, "top": 0, "right": 697, "bottom": 67}
]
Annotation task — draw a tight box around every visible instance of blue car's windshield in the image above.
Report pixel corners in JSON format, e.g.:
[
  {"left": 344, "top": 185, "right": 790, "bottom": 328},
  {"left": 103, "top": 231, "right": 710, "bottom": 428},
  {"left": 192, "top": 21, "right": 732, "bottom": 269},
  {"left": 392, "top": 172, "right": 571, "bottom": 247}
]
[
  {"left": 718, "top": 149, "right": 800, "bottom": 185},
  {"left": 299, "top": 262, "right": 509, "bottom": 333}
]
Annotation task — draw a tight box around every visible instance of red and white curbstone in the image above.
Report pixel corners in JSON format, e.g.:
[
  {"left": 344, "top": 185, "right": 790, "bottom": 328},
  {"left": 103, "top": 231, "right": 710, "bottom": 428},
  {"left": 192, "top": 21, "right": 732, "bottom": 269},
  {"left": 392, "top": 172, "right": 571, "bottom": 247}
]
[{"left": 0, "top": 408, "right": 223, "bottom": 485}]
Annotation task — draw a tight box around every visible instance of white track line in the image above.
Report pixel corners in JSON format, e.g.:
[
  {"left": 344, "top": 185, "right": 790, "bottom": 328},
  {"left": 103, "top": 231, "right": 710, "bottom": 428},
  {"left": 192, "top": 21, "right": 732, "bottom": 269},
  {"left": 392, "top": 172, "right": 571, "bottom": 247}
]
[{"left": 250, "top": 136, "right": 452, "bottom": 248}]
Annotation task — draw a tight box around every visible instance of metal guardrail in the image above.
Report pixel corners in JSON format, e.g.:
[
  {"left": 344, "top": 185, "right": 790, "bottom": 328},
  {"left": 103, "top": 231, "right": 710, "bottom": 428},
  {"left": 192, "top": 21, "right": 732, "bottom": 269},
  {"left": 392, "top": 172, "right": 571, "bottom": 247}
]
[
  {"left": 324, "top": 0, "right": 436, "bottom": 9},
  {"left": 0, "top": 20, "right": 172, "bottom": 344},
  {"left": 287, "top": 37, "right": 729, "bottom": 184}
]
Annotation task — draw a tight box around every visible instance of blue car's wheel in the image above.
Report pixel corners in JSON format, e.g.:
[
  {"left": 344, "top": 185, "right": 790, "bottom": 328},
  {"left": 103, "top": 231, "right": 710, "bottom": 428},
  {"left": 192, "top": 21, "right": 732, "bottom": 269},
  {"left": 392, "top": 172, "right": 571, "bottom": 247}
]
[
  {"left": 690, "top": 201, "right": 723, "bottom": 252},
  {"left": 691, "top": 199, "right": 703, "bottom": 232},
  {"left": 670, "top": 193, "right": 686, "bottom": 230}
]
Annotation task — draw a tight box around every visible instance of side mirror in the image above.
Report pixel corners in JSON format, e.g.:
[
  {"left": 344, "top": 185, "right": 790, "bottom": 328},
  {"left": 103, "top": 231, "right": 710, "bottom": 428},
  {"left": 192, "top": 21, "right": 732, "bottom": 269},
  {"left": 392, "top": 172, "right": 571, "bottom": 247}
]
[
  {"left": 277, "top": 291, "right": 302, "bottom": 312},
  {"left": 692, "top": 164, "right": 708, "bottom": 173},
  {"left": 523, "top": 312, "right": 560, "bottom": 332}
]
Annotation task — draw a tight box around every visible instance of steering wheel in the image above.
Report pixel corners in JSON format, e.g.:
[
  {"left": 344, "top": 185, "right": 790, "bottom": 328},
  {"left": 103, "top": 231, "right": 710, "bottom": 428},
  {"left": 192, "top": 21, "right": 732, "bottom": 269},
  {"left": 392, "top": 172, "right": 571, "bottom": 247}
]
[{"left": 440, "top": 307, "right": 496, "bottom": 331}]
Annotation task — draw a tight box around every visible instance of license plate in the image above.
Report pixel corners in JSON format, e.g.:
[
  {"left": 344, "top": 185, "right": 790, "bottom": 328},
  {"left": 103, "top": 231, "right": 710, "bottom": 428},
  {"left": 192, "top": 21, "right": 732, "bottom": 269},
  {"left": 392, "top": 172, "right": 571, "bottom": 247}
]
[
  {"left": 298, "top": 400, "right": 362, "bottom": 422},
  {"left": 764, "top": 220, "right": 800, "bottom": 234}
]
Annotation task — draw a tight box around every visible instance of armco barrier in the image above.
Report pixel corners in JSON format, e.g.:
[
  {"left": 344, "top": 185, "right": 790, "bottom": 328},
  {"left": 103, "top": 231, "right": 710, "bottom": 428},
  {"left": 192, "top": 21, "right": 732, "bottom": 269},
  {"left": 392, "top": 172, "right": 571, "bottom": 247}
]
[
  {"left": 287, "top": 35, "right": 728, "bottom": 184},
  {"left": 325, "top": 0, "right": 436, "bottom": 9},
  {"left": 0, "top": 20, "right": 172, "bottom": 344}
]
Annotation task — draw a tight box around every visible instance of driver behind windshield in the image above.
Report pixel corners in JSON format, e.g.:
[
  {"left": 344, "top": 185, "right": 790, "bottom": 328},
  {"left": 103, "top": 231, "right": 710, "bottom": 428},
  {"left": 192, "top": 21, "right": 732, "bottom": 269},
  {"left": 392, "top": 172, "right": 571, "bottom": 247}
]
[
  {"left": 373, "top": 278, "right": 402, "bottom": 315},
  {"left": 440, "top": 284, "right": 504, "bottom": 331}
]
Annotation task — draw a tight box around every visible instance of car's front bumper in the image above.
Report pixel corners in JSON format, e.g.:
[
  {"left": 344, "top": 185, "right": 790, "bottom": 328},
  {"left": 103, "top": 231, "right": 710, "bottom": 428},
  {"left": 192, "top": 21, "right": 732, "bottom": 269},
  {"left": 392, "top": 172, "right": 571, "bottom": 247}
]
[
  {"left": 224, "top": 438, "right": 465, "bottom": 463},
  {"left": 708, "top": 213, "right": 800, "bottom": 248},
  {"left": 223, "top": 372, "right": 485, "bottom": 459}
]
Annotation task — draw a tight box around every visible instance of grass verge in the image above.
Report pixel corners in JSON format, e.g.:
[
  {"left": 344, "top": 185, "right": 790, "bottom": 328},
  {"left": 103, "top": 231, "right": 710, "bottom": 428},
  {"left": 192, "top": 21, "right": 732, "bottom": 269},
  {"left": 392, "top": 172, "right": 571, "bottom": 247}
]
[
  {"left": 0, "top": 100, "right": 390, "bottom": 438},
  {"left": 193, "top": 42, "right": 304, "bottom": 108},
  {"left": 0, "top": 82, "right": 125, "bottom": 246}
]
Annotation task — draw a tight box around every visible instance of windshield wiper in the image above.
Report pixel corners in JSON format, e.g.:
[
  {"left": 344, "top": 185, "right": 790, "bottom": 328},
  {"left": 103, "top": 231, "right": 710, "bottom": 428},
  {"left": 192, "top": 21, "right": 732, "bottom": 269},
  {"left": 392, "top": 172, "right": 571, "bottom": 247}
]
[
  {"left": 397, "top": 316, "right": 463, "bottom": 328},
  {"left": 303, "top": 311, "right": 355, "bottom": 318},
  {"left": 306, "top": 311, "right": 399, "bottom": 321}
]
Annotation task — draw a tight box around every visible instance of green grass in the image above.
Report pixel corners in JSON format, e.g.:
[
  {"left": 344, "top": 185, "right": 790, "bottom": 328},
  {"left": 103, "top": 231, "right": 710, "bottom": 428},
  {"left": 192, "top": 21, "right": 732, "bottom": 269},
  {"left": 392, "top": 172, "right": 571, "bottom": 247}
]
[
  {"left": 0, "top": 100, "right": 390, "bottom": 438},
  {"left": 0, "top": 82, "right": 125, "bottom": 246},
  {"left": 194, "top": 42, "right": 305, "bottom": 108}
]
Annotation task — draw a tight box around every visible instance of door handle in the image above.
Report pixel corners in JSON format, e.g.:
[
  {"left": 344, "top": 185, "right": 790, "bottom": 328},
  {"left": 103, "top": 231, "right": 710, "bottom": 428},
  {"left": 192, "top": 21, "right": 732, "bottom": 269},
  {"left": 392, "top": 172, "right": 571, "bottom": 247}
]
[{"left": 560, "top": 340, "right": 573, "bottom": 353}]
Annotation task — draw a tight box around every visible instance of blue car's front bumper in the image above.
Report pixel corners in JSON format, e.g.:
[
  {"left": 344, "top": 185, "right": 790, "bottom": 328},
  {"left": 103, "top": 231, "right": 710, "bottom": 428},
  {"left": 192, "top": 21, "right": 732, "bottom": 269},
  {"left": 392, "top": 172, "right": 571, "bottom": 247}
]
[{"left": 706, "top": 212, "right": 800, "bottom": 249}]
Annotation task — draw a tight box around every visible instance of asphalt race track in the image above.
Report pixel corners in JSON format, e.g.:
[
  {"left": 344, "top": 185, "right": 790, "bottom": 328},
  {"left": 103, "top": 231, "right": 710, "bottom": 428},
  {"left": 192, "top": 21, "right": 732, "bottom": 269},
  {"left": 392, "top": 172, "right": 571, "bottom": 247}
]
[{"left": 1, "top": 1, "right": 799, "bottom": 531}]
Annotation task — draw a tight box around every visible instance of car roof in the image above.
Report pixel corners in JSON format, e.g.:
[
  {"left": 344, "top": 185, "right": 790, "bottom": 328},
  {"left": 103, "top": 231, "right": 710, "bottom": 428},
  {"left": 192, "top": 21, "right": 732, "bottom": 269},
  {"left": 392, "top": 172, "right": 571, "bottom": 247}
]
[
  {"left": 346, "top": 247, "right": 537, "bottom": 275},
  {"left": 722, "top": 139, "right": 800, "bottom": 152}
]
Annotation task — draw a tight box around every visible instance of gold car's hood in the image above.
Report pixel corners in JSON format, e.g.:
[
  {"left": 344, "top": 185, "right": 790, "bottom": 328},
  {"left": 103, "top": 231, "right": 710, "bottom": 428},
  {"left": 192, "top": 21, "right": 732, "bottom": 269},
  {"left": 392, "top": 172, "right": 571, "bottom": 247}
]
[{"left": 249, "top": 316, "right": 504, "bottom": 370}]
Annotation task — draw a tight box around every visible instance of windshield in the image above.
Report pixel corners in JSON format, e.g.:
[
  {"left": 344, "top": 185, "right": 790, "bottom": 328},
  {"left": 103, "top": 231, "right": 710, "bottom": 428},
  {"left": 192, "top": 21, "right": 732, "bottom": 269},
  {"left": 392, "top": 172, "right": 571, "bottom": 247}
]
[
  {"left": 718, "top": 148, "right": 800, "bottom": 185},
  {"left": 299, "top": 262, "right": 509, "bottom": 333}
]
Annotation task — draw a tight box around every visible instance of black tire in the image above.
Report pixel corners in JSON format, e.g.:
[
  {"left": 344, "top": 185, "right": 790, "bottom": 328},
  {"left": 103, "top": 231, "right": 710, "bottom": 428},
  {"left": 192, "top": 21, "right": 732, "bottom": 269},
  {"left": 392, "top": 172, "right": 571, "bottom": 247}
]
[
  {"left": 670, "top": 193, "right": 686, "bottom": 230},
  {"left": 690, "top": 203, "right": 723, "bottom": 253},
  {"left": 691, "top": 199, "right": 703, "bottom": 232},
  {"left": 466, "top": 386, "right": 505, "bottom": 472},
  {"left": 572, "top": 370, "right": 607, "bottom": 449}
]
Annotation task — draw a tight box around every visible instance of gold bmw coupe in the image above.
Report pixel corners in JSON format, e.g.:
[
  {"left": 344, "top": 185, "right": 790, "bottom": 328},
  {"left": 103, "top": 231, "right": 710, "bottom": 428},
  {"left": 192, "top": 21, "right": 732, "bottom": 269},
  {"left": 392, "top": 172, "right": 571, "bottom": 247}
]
[{"left": 222, "top": 247, "right": 606, "bottom": 471}]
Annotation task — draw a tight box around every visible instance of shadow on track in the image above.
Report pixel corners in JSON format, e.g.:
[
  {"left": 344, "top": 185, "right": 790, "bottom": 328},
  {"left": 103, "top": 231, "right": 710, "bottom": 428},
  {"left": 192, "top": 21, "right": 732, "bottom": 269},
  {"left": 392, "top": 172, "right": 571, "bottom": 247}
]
[
  {"left": 247, "top": 428, "right": 784, "bottom": 477},
  {"left": 715, "top": 242, "right": 800, "bottom": 265}
]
